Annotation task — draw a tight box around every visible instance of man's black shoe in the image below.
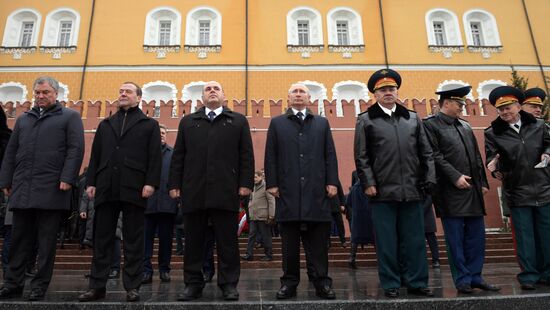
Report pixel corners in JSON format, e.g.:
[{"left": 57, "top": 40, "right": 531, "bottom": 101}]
[
  {"left": 0, "top": 286, "right": 24, "bottom": 299},
  {"left": 315, "top": 285, "right": 335, "bottom": 299},
  {"left": 432, "top": 261, "right": 441, "bottom": 269},
  {"left": 407, "top": 287, "right": 434, "bottom": 297},
  {"left": 521, "top": 283, "right": 536, "bottom": 290},
  {"left": 221, "top": 286, "right": 239, "bottom": 301},
  {"left": 260, "top": 255, "right": 273, "bottom": 261},
  {"left": 276, "top": 285, "right": 296, "bottom": 299},
  {"left": 456, "top": 283, "right": 473, "bottom": 294},
  {"left": 384, "top": 288, "right": 399, "bottom": 298},
  {"left": 108, "top": 270, "right": 120, "bottom": 279},
  {"left": 177, "top": 286, "right": 203, "bottom": 301},
  {"left": 78, "top": 288, "right": 106, "bottom": 302},
  {"left": 240, "top": 254, "right": 253, "bottom": 261},
  {"left": 28, "top": 288, "right": 45, "bottom": 301},
  {"left": 141, "top": 273, "right": 153, "bottom": 284},
  {"left": 160, "top": 272, "right": 171, "bottom": 282},
  {"left": 471, "top": 282, "right": 501, "bottom": 291},
  {"left": 126, "top": 289, "right": 139, "bottom": 302}
]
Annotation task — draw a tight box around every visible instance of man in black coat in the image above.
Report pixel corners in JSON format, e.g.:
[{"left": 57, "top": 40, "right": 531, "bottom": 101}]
[
  {"left": 78, "top": 82, "right": 161, "bottom": 302},
  {"left": 142, "top": 124, "right": 179, "bottom": 284},
  {"left": 0, "top": 76, "right": 84, "bottom": 301},
  {"left": 354, "top": 69, "right": 435, "bottom": 298},
  {"left": 265, "top": 83, "right": 339, "bottom": 300},
  {"left": 168, "top": 81, "right": 254, "bottom": 301},
  {"left": 423, "top": 85, "right": 500, "bottom": 293},
  {"left": 485, "top": 86, "right": 550, "bottom": 290}
]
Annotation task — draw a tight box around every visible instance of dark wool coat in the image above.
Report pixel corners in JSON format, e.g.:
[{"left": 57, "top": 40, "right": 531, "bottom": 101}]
[
  {"left": 87, "top": 107, "right": 162, "bottom": 208},
  {"left": 485, "top": 110, "right": 550, "bottom": 208},
  {"left": 0, "top": 102, "right": 84, "bottom": 210},
  {"left": 423, "top": 112, "right": 488, "bottom": 217},
  {"left": 145, "top": 144, "right": 179, "bottom": 214},
  {"left": 265, "top": 108, "right": 339, "bottom": 222},
  {"left": 168, "top": 107, "right": 254, "bottom": 213}
]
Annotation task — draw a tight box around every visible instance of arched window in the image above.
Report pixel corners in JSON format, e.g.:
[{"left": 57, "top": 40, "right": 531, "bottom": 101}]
[
  {"left": 327, "top": 7, "right": 364, "bottom": 46},
  {"left": 144, "top": 7, "right": 181, "bottom": 46},
  {"left": 142, "top": 81, "right": 177, "bottom": 117},
  {"left": 0, "top": 82, "right": 28, "bottom": 103},
  {"left": 2, "top": 8, "right": 41, "bottom": 47},
  {"left": 185, "top": 7, "right": 222, "bottom": 46},
  {"left": 41, "top": 8, "right": 80, "bottom": 47},
  {"left": 332, "top": 81, "right": 369, "bottom": 116},
  {"left": 57, "top": 82, "right": 69, "bottom": 101},
  {"left": 287, "top": 7, "right": 323, "bottom": 46},
  {"left": 476, "top": 80, "right": 507, "bottom": 100},
  {"left": 463, "top": 10, "right": 501, "bottom": 47},
  {"left": 425, "top": 9, "right": 462, "bottom": 46},
  {"left": 297, "top": 80, "right": 327, "bottom": 115},
  {"left": 182, "top": 81, "right": 206, "bottom": 113}
]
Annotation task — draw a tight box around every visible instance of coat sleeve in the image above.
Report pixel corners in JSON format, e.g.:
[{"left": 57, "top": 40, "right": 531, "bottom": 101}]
[
  {"left": 79, "top": 189, "right": 89, "bottom": 213},
  {"left": 168, "top": 118, "right": 186, "bottom": 190},
  {"left": 264, "top": 120, "right": 278, "bottom": 189},
  {"left": 238, "top": 117, "right": 254, "bottom": 190},
  {"left": 324, "top": 119, "right": 339, "bottom": 186},
  {"left": 542, "top": 124, "right": 550, "bottom": 155},
  {"left": 60, "top": 111, "right": 85, "bottom": 185},
  {"left": 416, "top": 117, "right": 436, "bottom": 184},
  {"left": 0, "top": 120, "right": 20, "bottom": 188},
  {"left": 484, "top": 129, "right": 498, "bottom": 168},
  {"left": 145, "top": 121, "right": 162, "bottom": 187},
  {"left": 470, "top": 130, "right": 489, "bottom": 189},
  {"left": 423, "top": 120, "right": 462, "bottom": 184},
  {"left": 86, "top": 122, "right": 104, "bottom": 187},
  {"left": 266, "top": 187, "right": 276, "bottom": 218},
  {"left": 353, "top": 116, "right": 376, "bottom": 188}
]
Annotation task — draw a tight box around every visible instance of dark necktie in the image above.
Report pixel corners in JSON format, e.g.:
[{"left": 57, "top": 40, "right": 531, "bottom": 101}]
[
  {"left": 296, "top": 111, "right": 304, "bottom": 124},
  {"left": 208, "top": 111, "right": 216, "bottom": 122}
]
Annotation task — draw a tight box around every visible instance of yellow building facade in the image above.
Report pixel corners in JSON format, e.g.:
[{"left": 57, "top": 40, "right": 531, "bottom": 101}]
[{"left": 0, "top": 0, "right": 547, "bottom": 104}]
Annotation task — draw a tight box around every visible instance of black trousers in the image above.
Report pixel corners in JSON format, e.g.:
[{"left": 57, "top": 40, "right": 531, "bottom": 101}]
[
  {"left": 279, "top": 221, "right": 332, "bottom": 288},
  {"left": 143, "top": 213, "right": 175, "bottom": 274},
  {"left": 183, "top": 209, "right": 239, "bottom": 289},
  {"left": 331, "top": 211, "right": 346, "bottom": 243},
  {"left": 88, "top": 202, "right": 144, "bottom": 290},
  {"left": 4, "top": 209, "right": 63, "bottom": 291}
]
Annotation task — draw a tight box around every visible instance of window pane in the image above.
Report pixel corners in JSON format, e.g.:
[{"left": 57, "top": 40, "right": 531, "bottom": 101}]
[
  {"left": 433, "top": 21, "right": 446, "bottom": 45},
  {"left": 159, "top": 20, "right": 171, "bottom": 45},
  {"left": 199, "top": 20, "right": 210, "bottom": 45},
  {"left": 20, "top": 22, "right": 34, "bottom": 47},
  {"left": 470, "top": 22, "right": 483, "bottom": 46},
  {"left": 58, "top": 21, "right": 72, "bottom": 46},
  {"left": 336, "top": 20, "right": 349, "bottom": 45},
  {"left": 297, "top": 20, "right": 309, "bottom": 45}
]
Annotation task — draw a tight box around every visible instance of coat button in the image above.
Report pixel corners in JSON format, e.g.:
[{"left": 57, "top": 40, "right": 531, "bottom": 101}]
[
  {"left": 113, "top": 166, "right": 118, "bottom": 170},
  {"left": 300, "top": 154, "right": 304, "bottom": 157},
  {"left": 116, "top": 146, "right": 120, "bottom": 149},
  {"left": 301, "top": 177, "right": 305, "bottom": 181},
  {"left": 299, "top": 133, "right": 303, "bottom": 136}
]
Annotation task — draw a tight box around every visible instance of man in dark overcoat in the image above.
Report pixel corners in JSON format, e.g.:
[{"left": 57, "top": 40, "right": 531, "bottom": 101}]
[
  {"left": 423, "top": 85, "right": 500, "bottom": 293},
  {"left": 0, "top": 76, "right": 84, "bottom": 301},
  {"left": 142, "top": 124, "right": 179, "bottom": 284},
  {"left": 265, "top": 83, "right": 339, "bottom": 300},
  {"left": 168, "top": 81, "right": 254, "bottom": 301},
  {"left": 485, "top": 86, "right": 550, "bottom": 290},
  {"left": 354, "top": 69, "right": 435, "bottom": 298},
  {"left": 78, "top": 82, "right": 161, "bottom": 302}
]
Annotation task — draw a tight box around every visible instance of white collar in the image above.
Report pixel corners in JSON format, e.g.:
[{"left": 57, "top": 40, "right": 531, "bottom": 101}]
[
  {"left": 205, "top": 106, "right": 223, "bottom": 116},
  {"left": 378, "top": 103, "right": 396, "bottom": 116},
  {"left": 291, "top": 107, "right": 307, "bottom": 117}
]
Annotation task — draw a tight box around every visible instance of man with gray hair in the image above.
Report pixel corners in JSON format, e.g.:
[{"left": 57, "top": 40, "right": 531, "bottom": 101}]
[
  {"left": 265, "top": 83, "right": 339, "bottom": 299},
  {"left": 0, "top": 76, "right": 84, "bottom": 301}
]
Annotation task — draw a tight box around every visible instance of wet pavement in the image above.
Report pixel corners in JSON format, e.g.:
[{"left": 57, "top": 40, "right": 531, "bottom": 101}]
[{"left": 1, "top": 263, "right": 549, "bottom": 309}]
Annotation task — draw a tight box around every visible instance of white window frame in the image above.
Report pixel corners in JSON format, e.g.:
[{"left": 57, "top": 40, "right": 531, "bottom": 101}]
[
  {"left": 41, "top": 8, "right": 80, "bottom": 47},
  {"left": 57, "top": 82, "right": 69, "bottom": 101},
  {"left": 425, "top": 9, "right": 462, "bottom": 46},
  {"left": 144, "top": 7, "right": 181, "bottom": 46},
  {"left": 182, "top": 81, "right": 207, "bottom": 113},
  {"left": 286, "top": 7, "right": 323, "bottom": 46},
  {"left": 463, "top": 9, "right": 502, "bottom": 47},
  {"left": 327, "top": 7, "right": 364, "bottom": 46},
  {"left": 476, "top": 80, "right": 507, "bottom": 100},
  {"left": 331, "top": 81, "right": 370, "bottom": 117},
  {"left": 185, "top": 6, "right": 222, "bottom": 46},
  {"left": 2, "top": 8, "right": 41, "bottom": 47},
  {"left": 0, "top": 82, "right": 28, "bottom": 103}
]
